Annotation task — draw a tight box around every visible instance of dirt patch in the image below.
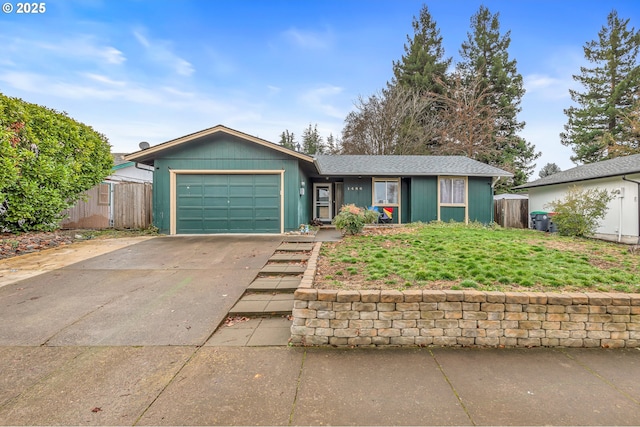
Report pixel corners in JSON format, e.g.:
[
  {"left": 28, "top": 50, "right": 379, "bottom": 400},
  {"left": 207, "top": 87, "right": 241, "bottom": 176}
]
[{"left": 0, "top": 231, "right": 75, "bottom": 260}]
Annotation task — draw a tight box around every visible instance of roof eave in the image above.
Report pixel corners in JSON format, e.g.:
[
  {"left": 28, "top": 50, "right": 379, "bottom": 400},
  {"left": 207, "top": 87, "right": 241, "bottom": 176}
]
[
  {"left": 516, "top": 170, "right": 640, "bottom": 189},
  {"left": 124, "top": 125, "right": 315, "bottom": 164}
]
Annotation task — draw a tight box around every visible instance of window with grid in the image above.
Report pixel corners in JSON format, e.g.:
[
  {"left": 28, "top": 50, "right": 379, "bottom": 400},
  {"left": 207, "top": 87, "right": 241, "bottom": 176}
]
[
  {"left": 373, "top": 179, "right": 399, "bottom": 205},
  {"left": 439, "top": 177, "right": 465, "bottom": 205}
]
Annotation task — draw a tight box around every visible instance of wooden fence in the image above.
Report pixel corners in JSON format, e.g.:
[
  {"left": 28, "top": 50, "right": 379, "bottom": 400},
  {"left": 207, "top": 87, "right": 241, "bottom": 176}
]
[
  {"left": 494, "top": 198, "right": 529, "bottom": 229},
  {"left": 113, "top": 182, "right": 152, "bottom": 229},
  {"left": 60, "top": 182, "right": 152, "bottom": 230}
]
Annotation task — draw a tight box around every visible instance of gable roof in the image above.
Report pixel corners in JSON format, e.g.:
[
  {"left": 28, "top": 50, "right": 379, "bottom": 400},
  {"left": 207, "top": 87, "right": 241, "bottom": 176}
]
[
  {"left": 517, "top": 153, "right": 640, "bottom": 189},
  {"left": 314, "top": 155, "right": 513, "bottom": 177},
  {"left": 124, "top": 124, "right": 315, "bottom": 165}
]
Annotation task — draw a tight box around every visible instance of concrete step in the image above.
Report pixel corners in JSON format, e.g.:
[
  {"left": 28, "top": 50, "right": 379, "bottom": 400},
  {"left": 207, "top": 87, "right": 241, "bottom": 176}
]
[
  {"left": 247, "top": 277, "right": 301, "bottom": 292},
  {"left": 259, "top": 264, "right": 306, "bottom": 275},
  {"left": 277, "top": 243, "right": 314, "bottom": 252},
  {"left": 282, "top": 235, "right": 315, "bottom": 243},
  {"left": 228, "top": 293, "right": 294, "bottom": 317},
  {"left": 269, "top": 253, "right": 310, "bottom": 262}
]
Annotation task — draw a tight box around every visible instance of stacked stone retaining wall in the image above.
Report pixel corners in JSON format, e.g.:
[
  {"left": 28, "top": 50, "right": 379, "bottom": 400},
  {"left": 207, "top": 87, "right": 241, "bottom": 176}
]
[{"left": 290, "top": 289, "right": 640, "bottom": 348}]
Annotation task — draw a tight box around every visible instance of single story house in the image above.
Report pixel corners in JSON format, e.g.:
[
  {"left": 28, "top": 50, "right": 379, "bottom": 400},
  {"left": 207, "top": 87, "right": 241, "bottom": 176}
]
[
  {"left": 516, "top": 154, "right": 640, "bottom": 244},
  {"left": 125, "top": 125, "right": 512, "bottom": 235},
  {"left": 110, "top": 153, "right": 154, "bottom": 183}
]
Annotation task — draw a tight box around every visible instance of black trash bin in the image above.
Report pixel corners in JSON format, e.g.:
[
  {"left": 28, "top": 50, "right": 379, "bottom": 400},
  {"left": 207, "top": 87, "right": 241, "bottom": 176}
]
[
  {"left": 548, "top": 212, "right": 558, "bottom": 233},
  {"left": 530, "top": 211, "right": 550, "bottom": 232}
]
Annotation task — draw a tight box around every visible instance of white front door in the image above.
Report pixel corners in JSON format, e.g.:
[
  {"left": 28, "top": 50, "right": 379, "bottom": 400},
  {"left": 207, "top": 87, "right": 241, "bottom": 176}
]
[{"left": 313, "top": 183, "right": 332, "bottom": 222}]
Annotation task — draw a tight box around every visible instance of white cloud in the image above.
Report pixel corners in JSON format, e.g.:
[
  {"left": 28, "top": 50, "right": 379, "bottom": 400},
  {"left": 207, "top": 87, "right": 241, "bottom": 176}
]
[
  {"left": 524, "top": 73, "right": 573, "bottom": 101},
  {"left": 35, "top": 37, "right": 126, "bottom": 65},
  {"left": 133, "top": 28, "right": 194, "bottom": 77},
  {"left": 283, "top": 27, "right": 333, "bottom": 49},
  {"left": 300, "top": 84, "right": 346, "bottom": 118},
  {"left": 267, "top": 85, "right": 281, "bottom": 95},
  {"left": 84, "top": 73, "right": 126, "bottom": 86}
]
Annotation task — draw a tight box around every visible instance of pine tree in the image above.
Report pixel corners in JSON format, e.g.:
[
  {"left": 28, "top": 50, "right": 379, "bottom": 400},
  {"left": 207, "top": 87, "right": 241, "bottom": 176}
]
[
  {"left": 538, "top": 162, "right": 562, "bottom": 178},
  {"left": 325, "top": 133, "right": 342, "bottom": 154},
  {"left": 561, "top": 10, "right": 640, "bottom": 164},
  {"left": 391, "top": 4, "right": 451, "bottom": 95},
  {"left": 458, "top": 5, "right": 539, "bottom": 188},
  {"left": 301, "top": 123, "right": 324, "bottom": 155},
  {"left": 278, "top": 130, "right": 297, "bottom": 151}
]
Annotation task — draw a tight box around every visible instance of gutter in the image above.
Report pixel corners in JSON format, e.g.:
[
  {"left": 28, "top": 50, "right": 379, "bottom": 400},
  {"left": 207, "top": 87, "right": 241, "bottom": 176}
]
[{"left": 622, "top": 176, "right": 640, "bottom": 245}]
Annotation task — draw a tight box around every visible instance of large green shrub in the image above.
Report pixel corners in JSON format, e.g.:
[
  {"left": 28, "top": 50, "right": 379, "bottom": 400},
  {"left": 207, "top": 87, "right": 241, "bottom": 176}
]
[
  {"left": 332, "top": 204, "right": 379, "bottom": 235},
  {"left": 0, "top": 93, "right": 113, "bottom": 232},
  {"left": 545, "top": 185, "right": 614, "bottom": 237}
]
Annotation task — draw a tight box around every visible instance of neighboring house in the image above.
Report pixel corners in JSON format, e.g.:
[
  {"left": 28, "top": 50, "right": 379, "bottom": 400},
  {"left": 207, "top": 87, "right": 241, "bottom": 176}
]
[
  {"left": 60, "top": 153, "right": 153, "bottom": 229},
  {"left": 111, "top": 153, "right": 154, "bottom": 183},
  {"left": 516, "top": 154, "right": 640, "bottom": 244},
  {"left": 125, "top": 125, "right": 512, "bottom": 235}
]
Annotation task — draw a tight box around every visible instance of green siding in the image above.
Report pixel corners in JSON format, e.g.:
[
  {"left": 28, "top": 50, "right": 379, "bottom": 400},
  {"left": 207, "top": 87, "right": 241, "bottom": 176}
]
[
  {"left": 298, "top": 169, "right": 311, "bottom": 226},
  {"left": 343, "top": 178, "right": 372, "bottom": 208},
  {"left": 410, "top": 177, "right": 438, "bottom": 223},
  {"left": 401, "top": 179, "right": 410, "bottom": 224},
  {"left": 441, "top": 206, "right": 466, "bottom": 222},
  {"left": 152, "top": 134, "right": 304, "bottom": 234},
  {"left": 468, "top": 177, "right": 494, "bottom": 224}
]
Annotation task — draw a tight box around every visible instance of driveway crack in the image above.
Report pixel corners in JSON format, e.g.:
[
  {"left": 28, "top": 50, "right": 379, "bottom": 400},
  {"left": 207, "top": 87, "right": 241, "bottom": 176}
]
[
  {"left": 429, "top": 349, "right": 476, "bottom": 426},
  {"left": 560, "top": 349, "right": 640, "bottom": 406},
  {"left": 40, "top": 285, "right": 146, "bottom": 346}
]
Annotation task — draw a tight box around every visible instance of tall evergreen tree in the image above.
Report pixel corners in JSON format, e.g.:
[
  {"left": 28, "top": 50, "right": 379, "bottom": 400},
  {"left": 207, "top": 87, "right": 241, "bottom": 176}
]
[
  {"left": 458, "top": 5, "right": 539, "bottom": 188},
  {"left": 325, "top": 133, "right": 342, "bottom": 154},
  {"left": 301, "top": 123, "right": 324, "bottom": 155},
  {"left": 278, "top": 130, "right": 296, "bottom": 151},
  {"left": 391, "top": 4, "right": 451, "bottom": 95},
  {"left": 538, "top": 162, "right": 562, "bottom": 178},
  {"left": 561, "top": 10, "right": 640, "bottom": 164}
]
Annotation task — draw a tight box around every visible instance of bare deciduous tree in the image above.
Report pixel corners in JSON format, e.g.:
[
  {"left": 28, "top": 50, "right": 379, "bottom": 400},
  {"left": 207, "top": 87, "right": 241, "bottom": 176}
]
[
  {"left": 430, "top": 73, "right": 501, "bottom": 160},
  {"left": 341, "top": 86, "right": 439, "bottom": 155}
]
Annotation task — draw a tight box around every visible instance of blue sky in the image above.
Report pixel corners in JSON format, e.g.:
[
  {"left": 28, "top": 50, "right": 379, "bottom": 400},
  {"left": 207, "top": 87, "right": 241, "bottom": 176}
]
[{"left": 1, "top": 0, "right": 639, "bottom": 179}]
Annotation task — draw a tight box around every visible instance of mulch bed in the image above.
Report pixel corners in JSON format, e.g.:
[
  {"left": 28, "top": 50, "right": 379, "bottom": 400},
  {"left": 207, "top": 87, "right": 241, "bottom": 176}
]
[{"left": 0, "top": 231, "right": 76, "bottom": 260}]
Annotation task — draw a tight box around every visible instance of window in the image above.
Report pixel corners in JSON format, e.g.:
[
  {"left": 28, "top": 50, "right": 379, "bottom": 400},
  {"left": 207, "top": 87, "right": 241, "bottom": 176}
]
[
  {"left": 439, "top": 177, "right": 465, "bottom": 205},
  {"left": 373, "top": 179, "right": 399, "bottom": 205},
  {"left": 98, "top": 183, "right": 111, "bottom": 206}
]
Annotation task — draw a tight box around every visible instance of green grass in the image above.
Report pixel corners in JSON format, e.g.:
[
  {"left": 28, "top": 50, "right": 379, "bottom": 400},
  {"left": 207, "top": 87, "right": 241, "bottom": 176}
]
[{"left": 317, "top": 222, "right": 640, "bottom": 293}]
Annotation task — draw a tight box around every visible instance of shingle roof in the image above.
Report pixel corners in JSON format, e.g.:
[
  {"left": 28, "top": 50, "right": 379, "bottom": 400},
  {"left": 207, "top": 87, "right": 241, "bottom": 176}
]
[
  {"left": 314, "top": 155, "right": 513, "bottom": 177},
  {"left": 516, "top": 154, "right": 640, "bottom": 189}
]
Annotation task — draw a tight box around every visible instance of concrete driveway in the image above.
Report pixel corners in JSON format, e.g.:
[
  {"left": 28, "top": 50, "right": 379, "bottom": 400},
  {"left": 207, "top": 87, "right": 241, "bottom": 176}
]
[{"left": 0, "top": 235, "right": 282, "bottom": 346}]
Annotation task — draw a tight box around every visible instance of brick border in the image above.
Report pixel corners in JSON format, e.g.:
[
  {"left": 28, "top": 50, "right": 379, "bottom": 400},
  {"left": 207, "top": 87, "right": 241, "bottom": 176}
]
[{"left": 290, "top": 244, "right": 640, "bottom": 348}]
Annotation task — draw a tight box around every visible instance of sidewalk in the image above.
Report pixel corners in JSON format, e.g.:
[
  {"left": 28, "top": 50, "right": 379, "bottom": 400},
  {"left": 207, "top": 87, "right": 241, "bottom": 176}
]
[{"left": 0, "top": 345, "right": 639, "bottom": 425}]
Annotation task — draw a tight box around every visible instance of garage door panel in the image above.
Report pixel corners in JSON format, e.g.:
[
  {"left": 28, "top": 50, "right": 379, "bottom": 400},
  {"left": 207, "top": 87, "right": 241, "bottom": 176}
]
[{"left": 176, "top": 174, "right": 280, "bottom": 234}]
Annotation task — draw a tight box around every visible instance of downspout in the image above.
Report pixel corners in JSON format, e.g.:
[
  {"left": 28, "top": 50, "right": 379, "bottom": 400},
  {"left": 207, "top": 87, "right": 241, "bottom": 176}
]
[
  {"left": 490, "top": 176, "right": 499, "bottom": 224},
  {"left": 622, "top": 176, "right": 640, "bottom": 245}
]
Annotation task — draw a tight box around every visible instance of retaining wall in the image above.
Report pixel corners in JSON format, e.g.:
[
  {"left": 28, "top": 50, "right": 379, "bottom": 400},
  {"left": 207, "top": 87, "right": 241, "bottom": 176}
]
[{"left": 290, "top": 288, "right": 640, "bottom": 348}]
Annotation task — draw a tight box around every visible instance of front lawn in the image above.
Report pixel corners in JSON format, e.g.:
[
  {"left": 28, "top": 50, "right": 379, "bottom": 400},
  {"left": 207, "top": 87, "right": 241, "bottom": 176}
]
[{"left": 315, "top": 222, "right": 640, "bottom": 293}]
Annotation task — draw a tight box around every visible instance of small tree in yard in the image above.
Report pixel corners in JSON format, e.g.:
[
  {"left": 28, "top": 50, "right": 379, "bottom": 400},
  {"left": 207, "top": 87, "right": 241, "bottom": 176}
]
[
  {"left": 0, "top": 93, "right": 113, "bottom": 232},
  {"left": 545, "top": 186, "right": 614, "bottom": 237}
]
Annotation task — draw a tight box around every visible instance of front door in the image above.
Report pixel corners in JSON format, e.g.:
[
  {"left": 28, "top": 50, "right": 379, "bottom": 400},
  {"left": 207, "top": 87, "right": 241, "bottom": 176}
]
[{"left": 313, "top": 183, "right": 332, "bottom": 222}]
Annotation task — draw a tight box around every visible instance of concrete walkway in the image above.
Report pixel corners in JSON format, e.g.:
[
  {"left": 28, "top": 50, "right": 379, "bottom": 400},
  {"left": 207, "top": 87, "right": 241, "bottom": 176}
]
[{"left": 0, "top": 345, "right": 639, "bottom": 425}]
